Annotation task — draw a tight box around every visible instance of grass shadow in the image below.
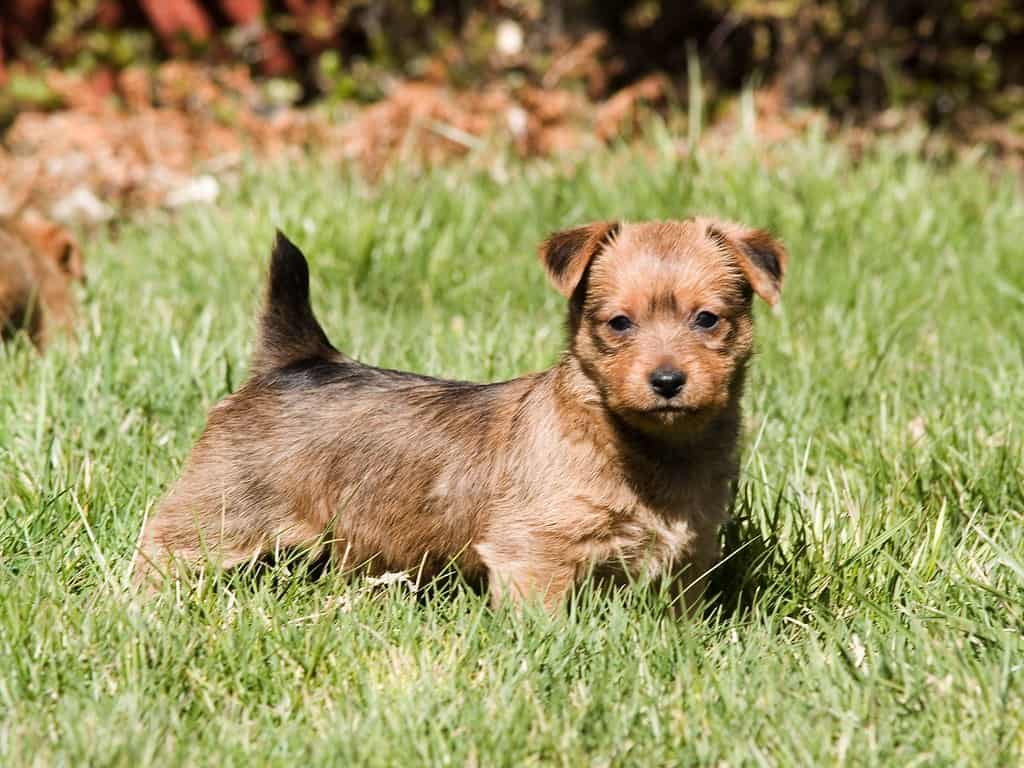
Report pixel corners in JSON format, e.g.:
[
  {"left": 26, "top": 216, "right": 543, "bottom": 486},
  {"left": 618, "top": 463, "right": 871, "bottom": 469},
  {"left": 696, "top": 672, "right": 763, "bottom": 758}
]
[{"left": 708, "top": 483, "right": 813, "bottom": 622}]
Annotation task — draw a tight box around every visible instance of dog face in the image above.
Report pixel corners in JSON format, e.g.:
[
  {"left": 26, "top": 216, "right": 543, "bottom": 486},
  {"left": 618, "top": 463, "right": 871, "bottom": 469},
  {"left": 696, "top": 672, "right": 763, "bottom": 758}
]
[{"left": 541, "top": 218, "right": 786, "bottom": 437}]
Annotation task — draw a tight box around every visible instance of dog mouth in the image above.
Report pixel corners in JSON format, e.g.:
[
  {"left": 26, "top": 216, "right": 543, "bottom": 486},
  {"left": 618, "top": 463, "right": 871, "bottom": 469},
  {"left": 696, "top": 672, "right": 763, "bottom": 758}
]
[
  {"left": 650, "top": 402, "right": 695, "bottom": 412},
  {"left": 614, "top": 401, "right": 716, "bottom": 437},
  {"left": 642, "top": 403, "right": 699, "bottom": 416}
]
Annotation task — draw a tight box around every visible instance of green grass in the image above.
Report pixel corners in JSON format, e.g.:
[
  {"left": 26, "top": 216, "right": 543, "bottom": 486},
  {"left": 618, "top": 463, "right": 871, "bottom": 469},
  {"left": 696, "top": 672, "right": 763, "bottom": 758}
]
[{"left": 1, "top": 129, "right": 1023, "bottom": 766}]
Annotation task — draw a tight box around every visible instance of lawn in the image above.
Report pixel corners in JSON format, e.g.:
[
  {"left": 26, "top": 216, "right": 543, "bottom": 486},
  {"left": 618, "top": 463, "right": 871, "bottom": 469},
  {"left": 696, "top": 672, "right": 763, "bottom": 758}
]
[{"left": 1, "top": 129, "right": 1022, "bottom": 766}]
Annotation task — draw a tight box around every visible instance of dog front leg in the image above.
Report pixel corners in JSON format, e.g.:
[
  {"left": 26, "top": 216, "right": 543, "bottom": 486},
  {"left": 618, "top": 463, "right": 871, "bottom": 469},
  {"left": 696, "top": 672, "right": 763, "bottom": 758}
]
[{"left": 476, "top": 541, "right": 578, "bottom": 612}]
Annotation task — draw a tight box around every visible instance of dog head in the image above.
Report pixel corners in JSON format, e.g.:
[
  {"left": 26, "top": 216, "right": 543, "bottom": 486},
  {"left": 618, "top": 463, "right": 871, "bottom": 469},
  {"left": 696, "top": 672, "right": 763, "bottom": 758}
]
[{"left": 540, "top": 217, "right": 787, "bottom": 438}]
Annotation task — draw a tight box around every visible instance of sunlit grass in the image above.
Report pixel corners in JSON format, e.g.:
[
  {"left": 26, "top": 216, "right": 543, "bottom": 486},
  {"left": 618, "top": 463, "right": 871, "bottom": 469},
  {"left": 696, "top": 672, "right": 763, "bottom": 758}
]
[{"left": 1, "top": 131, "right": 1022, "bottom": 765}]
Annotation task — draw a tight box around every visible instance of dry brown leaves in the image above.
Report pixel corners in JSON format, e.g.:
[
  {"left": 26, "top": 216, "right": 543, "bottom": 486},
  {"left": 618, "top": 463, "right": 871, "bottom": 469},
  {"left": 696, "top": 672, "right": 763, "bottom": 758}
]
[
  {"left": 1, "top": 63, "right": 320, "bottom": 226},
  {"left": 0, "top": 60, "right": 691, "bottom": 230},
  {"left": 0, "top": 58, "right": 869, "bottom": 240}
]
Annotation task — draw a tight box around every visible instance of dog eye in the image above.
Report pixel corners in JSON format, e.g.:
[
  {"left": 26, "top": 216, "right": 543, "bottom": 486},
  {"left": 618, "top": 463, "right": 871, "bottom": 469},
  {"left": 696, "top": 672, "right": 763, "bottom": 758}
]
[
  {"left": 694, "top": 311, "right": 719, "bottom": 330},
  {"left": 608, "top": 315, "right": 634, "bottom": 332}
]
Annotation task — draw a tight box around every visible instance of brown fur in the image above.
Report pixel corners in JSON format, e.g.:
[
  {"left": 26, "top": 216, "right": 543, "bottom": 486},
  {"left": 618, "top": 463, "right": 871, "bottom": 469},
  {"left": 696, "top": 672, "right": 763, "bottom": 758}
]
[
  {"left": 133, "top": 218, "right": 787, "bottom": 610},
  {"left": 0, "top": 211, "right": 84, "bottom": 347}
]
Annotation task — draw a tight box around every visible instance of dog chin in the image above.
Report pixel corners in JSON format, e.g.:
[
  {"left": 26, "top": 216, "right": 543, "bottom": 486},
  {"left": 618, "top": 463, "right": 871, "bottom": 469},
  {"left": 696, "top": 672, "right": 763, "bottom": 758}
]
[{"left": 618, "top": 402, "right": 714, "bottom": 435}]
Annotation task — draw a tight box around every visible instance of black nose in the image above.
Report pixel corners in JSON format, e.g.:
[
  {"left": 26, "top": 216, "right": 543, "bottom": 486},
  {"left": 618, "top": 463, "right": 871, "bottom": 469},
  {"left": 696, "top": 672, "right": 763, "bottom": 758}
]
[{"left": 649, "top": 367, "right": 686, "bottom": 398}]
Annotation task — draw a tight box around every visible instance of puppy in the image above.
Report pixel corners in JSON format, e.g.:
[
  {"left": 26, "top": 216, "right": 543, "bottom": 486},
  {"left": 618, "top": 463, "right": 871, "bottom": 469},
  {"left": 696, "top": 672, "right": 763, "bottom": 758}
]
[
  {"left": 0, "top": 211, "right": 84, "bottom": 347},
  {"left": 134, "top": 218, "right": 786, "bottom": 609}
]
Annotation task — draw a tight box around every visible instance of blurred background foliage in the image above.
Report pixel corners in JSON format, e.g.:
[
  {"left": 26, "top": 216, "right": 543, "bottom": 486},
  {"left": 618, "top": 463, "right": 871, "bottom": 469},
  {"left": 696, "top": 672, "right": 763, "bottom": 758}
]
[{"left": 1, "top": 1, "right": 1022, "bottom": 126}]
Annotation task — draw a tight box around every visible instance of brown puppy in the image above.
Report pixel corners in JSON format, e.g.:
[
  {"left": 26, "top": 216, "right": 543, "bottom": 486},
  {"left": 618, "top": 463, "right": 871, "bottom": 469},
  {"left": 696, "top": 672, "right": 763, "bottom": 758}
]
[
  {"left": 134, "top": 218, "right": 786, "bottom": 609},
  {"left": 0, "top": 211, "right": 84, "bottom": 347}
]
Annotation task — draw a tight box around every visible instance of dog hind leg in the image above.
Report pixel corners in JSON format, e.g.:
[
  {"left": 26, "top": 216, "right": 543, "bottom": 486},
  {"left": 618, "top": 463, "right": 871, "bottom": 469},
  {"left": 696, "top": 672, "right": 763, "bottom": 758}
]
[{"left": 132, "top": 479, "right": 325, "bottom": 592}]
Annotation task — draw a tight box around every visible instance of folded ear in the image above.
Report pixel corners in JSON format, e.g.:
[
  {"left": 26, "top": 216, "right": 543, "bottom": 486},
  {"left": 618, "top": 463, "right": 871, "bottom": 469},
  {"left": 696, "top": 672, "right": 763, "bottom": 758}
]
[
  {"left": 697, "top": 217, "right": 788, "bottom": 305},
  {"left": 16, "top": 211, "right": 86, "bottom": 282},
  {"left": 539, "top": 221, "right": 620, "bottom": 298}
]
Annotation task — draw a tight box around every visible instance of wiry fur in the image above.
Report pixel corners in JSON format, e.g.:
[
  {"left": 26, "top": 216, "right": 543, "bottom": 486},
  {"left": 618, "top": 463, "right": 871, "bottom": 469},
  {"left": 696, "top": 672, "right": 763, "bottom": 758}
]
[{"left": 134, "top": 219, "right": 787, "bottom": 609}]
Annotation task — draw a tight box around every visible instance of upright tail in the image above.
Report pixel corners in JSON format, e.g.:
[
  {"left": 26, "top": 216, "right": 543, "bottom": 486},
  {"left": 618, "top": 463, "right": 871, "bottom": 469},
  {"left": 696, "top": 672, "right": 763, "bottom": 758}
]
[{"left": 250, "top": 231, "right": 340, "bottom": 376}]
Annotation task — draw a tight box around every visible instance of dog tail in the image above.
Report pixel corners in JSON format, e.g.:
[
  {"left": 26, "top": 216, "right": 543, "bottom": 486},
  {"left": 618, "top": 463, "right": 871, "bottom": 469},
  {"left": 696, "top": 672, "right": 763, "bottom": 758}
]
[{"left": 251, "top": 231, "right": 340, "bottom": 376}]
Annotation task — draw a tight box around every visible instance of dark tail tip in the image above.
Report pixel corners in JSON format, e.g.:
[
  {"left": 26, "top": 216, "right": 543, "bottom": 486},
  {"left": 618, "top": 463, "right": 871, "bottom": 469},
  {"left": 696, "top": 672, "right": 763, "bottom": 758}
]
[
  {"left": 251, "top": 231, "right": 338, "bottom": 377},
  {"left": 268, "top": 230, "right": 310, "bottom": 308}
]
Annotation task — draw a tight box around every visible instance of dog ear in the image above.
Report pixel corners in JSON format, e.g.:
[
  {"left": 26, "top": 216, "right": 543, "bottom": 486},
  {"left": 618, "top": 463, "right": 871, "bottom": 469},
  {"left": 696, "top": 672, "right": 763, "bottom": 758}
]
[
  {"left": 539, "top": 221, "right": 620, "bottom": 298},
  {"left": 698, "top": 218, "right": 788, "bottom": 305},
  {"left": 53, "top": 239, "right": 84, "bottom": 281},
  {"left": 15, "top": 212, "right": 86, "bottom": 283}
]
